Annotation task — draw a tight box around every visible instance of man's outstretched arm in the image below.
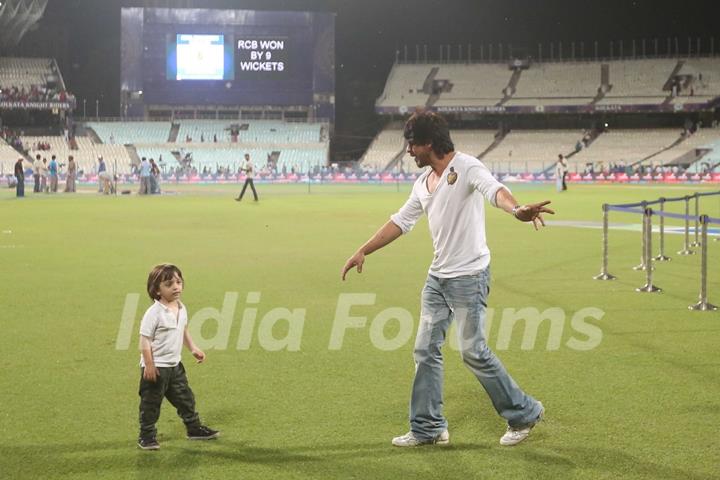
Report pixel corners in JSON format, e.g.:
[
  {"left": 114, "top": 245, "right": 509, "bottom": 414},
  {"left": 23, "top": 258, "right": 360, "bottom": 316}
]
[
  {"left": 495, "top": 187, "right": 555, "bottom": 230},
  {"left": 341, "top": 220, "right": 403, "bottom": 280}
]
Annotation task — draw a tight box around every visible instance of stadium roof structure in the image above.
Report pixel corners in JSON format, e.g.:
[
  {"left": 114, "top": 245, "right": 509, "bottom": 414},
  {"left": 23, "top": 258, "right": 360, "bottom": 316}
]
[{"left": 0, "top": 0, "right": 48, "bottom": 51}]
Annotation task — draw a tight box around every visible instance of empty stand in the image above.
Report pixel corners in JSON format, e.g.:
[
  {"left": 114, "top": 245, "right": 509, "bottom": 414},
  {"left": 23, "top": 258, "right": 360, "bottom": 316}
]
[
  {"left": 376, "top": 64, "right": 434, "bottom": 108},
  {"left": 86, "top": 122, "right": 172, "bottom": 145},
  {"left": 482, "top": 130, "right": 583, "bottom": 173},
  {"left": 0, "top": 57, "right": 54, "bottom": 89},
  {"left": 78, "top": 119, "right": 329, "bottom": 174},
  {"left": 359, "top": 128, "right": 405, "bottom": 170},
  {"left": 570, "top": 129, "right": 683, "bottom": 166},
  {"left": 433, "top": 64, "right": 510, "bottom": 107},
  {"left": 377, "top": 58, "right": 720, "bottom": 109},
  {"left": 513, "top": 62, "right": 599, "bottom": 99},
  {"left": 0, "top": 140, "right": 24, "bottom": 174}
]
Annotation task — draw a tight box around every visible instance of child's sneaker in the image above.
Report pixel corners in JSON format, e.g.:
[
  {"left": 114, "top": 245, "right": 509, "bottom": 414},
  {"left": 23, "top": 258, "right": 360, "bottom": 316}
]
[
  {"left": 137, "top": 437, "right": 160, "bottom": 450},
  {"left": 187, "top": 425, "right": 220, "bottom": 440}
]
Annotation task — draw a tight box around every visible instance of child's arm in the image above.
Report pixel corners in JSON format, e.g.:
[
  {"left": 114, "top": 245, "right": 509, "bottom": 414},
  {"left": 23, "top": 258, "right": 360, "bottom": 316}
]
[
  {"left": 184, "top": 328, "right": 206, "bottom": 363},
  {"left": 140, "top": 335, "right": 160, "bottom": 382}
]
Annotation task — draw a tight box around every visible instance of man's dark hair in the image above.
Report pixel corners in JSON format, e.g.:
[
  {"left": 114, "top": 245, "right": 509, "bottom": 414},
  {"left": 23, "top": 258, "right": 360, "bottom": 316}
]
[{"left": 403, "top": 110, "right": 454, "bottom": 156}]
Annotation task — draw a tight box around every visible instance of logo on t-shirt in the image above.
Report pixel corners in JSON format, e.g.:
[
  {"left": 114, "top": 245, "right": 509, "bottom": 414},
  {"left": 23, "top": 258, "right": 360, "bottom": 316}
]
[{"left": 447, "top": 167, "right": 458, "bottom": 185}]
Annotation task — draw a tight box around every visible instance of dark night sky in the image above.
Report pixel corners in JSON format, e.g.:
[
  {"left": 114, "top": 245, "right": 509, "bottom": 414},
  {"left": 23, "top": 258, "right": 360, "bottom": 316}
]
[{"left": 10, "top": 0, "right": 718, "bottom": 154}]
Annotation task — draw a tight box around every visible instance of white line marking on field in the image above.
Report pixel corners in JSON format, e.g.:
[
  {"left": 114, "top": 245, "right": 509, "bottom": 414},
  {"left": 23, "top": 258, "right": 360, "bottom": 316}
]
[{"left": 546, "top": 220, "right": 720, "bottom": 236}]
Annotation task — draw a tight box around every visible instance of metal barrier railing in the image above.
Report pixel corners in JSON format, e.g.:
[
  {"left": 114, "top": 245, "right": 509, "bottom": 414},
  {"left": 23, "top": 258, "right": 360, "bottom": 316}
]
[
  {"left": 678, "top": 196, "right": 695, "bottom": 256},
  {"left": 654, "top": 198, "right": 671, "bottom": 262},
  {"left": 689, "top": 216, "right": 718, "bottom": 311},
  {"left": 636, "top": 208, "right": 661, "bottom": 293},
  {"left": 593, "top": 204, "right": 617, "bottom": 281},
  {"left": 633, "top": 201, "right": 651, "bottom": 271},
  {"left": 594, "top": 190, "right": 720, "bottom": 311}
]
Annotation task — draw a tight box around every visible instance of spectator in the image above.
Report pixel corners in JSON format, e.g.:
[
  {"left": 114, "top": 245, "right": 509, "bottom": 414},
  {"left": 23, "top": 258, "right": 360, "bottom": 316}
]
[
  {"left": 48, "top": 155, "right": 59, "bottom": 193},
  {"left": 14, "top": 158, "right": 25, "bottom": 198},
  {"left": 150, "top": 158, "right": 161, "bottom": 194},
  {"left": 32, "top": 154, "right": 42, "bottom": 192},
  {"left": 97, "top": 156, "right": 110, "bottom": 193},
  {"left": 65, "top": 156, "right": 77, "bottom": 193},
  {"left": 40, "top": 158, "right": 49, "bottom": 193},
  {"left": 556, "top": 154, "right": 568, "bottom": 191},
  {"left": 0, "top": 84, "right": 76, "bottom": 105},
  {"left": 139, "top": 157, "right": 152, "bottom": 195}
]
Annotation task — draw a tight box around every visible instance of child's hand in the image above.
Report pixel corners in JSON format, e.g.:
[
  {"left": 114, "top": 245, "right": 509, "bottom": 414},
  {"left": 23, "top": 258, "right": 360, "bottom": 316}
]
[
  {"left": 192, "top": 349, "right": 206, "bottom": 363},
  {"left": 143, "top": 366, "right": 160, "bottom": 382}
]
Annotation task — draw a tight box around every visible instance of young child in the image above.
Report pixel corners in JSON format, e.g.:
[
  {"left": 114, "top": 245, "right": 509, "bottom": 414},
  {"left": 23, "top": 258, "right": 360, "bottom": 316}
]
[{"left": 137, "top": 263, "right": 219, "bottom": 450}]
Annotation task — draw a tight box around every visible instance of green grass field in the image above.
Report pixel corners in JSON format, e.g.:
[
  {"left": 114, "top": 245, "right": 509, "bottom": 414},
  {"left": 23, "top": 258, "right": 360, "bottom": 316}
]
[{"left": 1, "top": 183, "right": 719, "bottom": 479}]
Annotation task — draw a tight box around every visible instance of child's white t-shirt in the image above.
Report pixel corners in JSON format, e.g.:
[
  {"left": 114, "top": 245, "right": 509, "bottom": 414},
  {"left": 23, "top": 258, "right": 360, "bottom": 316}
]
[{"left": 139, "top": 300, "right": 187, "bottom": 368}]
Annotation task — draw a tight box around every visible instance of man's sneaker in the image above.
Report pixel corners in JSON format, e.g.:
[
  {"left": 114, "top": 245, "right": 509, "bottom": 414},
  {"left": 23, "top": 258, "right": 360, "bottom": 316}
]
[
  {"left": 187, "top": 425, "right": 220, "bottom": 440},
  {"left": 392, "top": 430, "right": 449, "bottom": 447},
  {"left": 137, "top": 437, "right": 160, "bottom": 450},
  {"left": 500, "top": 403, "right": 544, "bottom": 446}
]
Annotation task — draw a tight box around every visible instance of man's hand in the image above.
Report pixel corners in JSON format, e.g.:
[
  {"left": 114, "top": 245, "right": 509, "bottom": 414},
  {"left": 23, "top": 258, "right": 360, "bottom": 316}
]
[
  {"left": 143, "top": 366, "right": 160, "bottom": 382},
  {"left": 192, "top": 348, "right": 206, "bottom": 363},
  {"left": 341, "top": 251, "right": 365, "bottom": 281},
  {"left": 514, "top": 201, "right": 555, "bottom": 230}
]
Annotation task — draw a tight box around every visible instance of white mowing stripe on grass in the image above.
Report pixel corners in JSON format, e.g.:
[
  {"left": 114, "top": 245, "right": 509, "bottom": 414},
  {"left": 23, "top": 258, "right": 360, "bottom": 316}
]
[{"left": 545, "top": 220, "right": 720, "bottom": 236}]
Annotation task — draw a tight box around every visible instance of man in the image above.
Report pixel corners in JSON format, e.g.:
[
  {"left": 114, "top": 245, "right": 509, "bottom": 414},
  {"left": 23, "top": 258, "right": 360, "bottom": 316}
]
[
  {"left": 65, "top": 155, "right": 76, "bottom": 193},
  {"left": 149, "top": 158, "right": 161, "bottom": 194},
  {"left": 235, "top": 153, "right": 258, "bottom": 202},
  {"left": 32, "top": 154, "right": 41, "bottom": 192},
  {"left": 48, "top": 155, "right": 59, "bottom": 193},
  {"left": 14, "top": 158, "right": 25, "bottom": 197},
  {"left": 40, "top": 158, "right": 48, "bottom": 193},
  {"left": 97, "top": 156, "right": 107, "bottom": 193},
  {"left": 341, "top": 111, "right": 553, "bottom": 447},
  {"left": 139, "top": 157, "right": 152, "bottom": 195},
  {"left": 555, "top": 155, "right": 564, "bottom": 192}
]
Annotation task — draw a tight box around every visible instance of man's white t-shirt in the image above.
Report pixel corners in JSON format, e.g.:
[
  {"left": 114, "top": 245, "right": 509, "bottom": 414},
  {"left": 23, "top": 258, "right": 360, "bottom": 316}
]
[
  {"left": 244, "top": 160, "right": 255, "bottom": 179},
  {"left": 390, "top": 151, "right": 508, "bottom": 278},
  {"left": 139, "top": 300, "right": 188, "bottom": 367}
]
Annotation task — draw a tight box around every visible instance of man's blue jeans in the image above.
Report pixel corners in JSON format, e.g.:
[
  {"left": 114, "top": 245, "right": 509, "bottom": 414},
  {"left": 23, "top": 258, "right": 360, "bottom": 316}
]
[
  {"left": 410, "top": 268, "right": 542, "bottom": 439},
  {"left": 16, "top": 177, "right": 24, "bottom": 197}
]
